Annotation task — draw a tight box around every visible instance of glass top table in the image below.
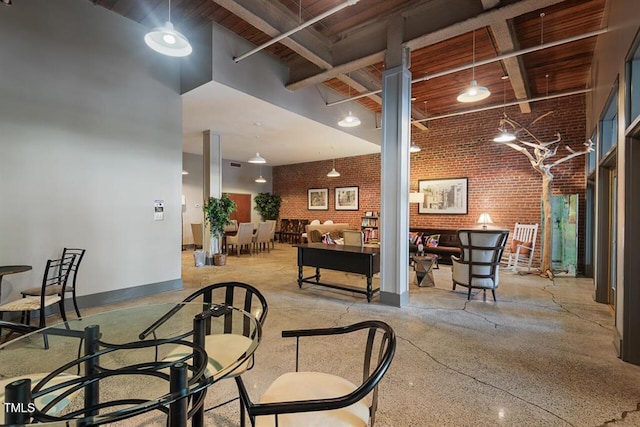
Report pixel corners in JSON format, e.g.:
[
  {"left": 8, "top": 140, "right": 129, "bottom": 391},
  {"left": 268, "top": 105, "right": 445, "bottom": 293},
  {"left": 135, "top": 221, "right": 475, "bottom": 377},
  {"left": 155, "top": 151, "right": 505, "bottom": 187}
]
[{"left": 0, "top": 302, "right": 261, "bottom": 426}]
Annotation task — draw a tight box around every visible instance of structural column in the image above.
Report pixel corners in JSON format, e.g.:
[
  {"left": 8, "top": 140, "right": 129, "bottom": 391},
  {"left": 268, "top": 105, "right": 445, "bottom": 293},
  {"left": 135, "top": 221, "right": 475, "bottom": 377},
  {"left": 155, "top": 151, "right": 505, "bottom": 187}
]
[
  {"left": 379, "top": 16, "right": 411, "bottom": 307},
  {"left": 203, "top": 131, "right": 222, "bottom": 255}
]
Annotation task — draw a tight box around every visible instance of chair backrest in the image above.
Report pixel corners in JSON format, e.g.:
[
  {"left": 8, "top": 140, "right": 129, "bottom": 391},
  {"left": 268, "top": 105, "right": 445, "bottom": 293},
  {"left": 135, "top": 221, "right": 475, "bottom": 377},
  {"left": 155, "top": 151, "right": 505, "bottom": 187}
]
[
  {"left": 323, "top": 220, "right": 334, "bottom": 224},
  {"left": 61, "top": 248, "right": 85, "bottom": 290},
  {"left": 457, "top": 229, "right": 509, "bottom": 279},
  {"left": 343, "top": 230, "right": 364, "bottom": 247},
  {"left": 254, "top": 222, "right": 271, "bottom": 243},
  {"left": 224, "top": 219, "right": 238, "bottom": 233},
  {"left": 236, "top": 223, "right": 255, "bottom": 245},
  {"left": 309, "top": 219, "right": 320, "bottom": 225},
  {"left": 44, "top": 254, "right": 76, "bottom": 296},
  {"left": 139, "top": 281, "right": 268, "bottom": 340},
  {"left": 191, "top": 223, "right": 204, "bottom": 247},
  {"left": 512, "top": 222, "right": 538, "bottom": 253},
  {"left": 265, "top": 220, "right": 276, "bottom": 239}
]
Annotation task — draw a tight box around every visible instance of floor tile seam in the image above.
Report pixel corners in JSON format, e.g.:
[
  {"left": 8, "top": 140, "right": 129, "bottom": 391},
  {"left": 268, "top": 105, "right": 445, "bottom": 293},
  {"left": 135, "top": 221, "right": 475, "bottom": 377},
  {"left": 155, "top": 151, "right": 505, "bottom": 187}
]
[{"left": 398, "top": 335, "right": 577, "bottom": 426}]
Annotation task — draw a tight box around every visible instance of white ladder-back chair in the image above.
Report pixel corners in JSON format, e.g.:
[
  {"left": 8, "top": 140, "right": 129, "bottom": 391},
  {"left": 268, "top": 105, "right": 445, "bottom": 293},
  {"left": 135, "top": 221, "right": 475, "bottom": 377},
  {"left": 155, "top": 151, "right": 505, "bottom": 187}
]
[{"left": 506, "top": 223, "right": 539, "bottom": 272}]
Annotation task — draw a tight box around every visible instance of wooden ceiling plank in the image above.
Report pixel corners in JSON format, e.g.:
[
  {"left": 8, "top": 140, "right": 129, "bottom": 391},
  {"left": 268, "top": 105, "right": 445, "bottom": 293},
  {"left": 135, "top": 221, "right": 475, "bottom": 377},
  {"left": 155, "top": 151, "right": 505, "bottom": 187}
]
[{"left": 287, "top": 0, "right": 569, "bottom": 90}]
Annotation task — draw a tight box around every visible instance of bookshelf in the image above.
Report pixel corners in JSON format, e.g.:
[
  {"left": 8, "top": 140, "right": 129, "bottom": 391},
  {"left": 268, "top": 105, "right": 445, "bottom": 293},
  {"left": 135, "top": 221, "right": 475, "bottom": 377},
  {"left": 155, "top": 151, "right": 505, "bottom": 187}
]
[{"left": 361, "top": 215, "right": 379, "bottom": 243}]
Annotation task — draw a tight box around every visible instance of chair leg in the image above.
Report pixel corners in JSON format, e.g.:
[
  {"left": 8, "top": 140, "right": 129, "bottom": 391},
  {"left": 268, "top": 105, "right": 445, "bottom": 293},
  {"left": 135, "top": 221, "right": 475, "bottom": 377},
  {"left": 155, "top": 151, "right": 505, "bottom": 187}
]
[
  {"left": 491, "top": 289, "right": 497, "bottom": 301},
  {"left": 72, "top": 290, "right": 82, "bottom": 319},
  {"left": 467, "top": 287, "right": 472, "bottom": 300},
  {"left": 58, "top": 299, "right": 68, "bottom": 323}
]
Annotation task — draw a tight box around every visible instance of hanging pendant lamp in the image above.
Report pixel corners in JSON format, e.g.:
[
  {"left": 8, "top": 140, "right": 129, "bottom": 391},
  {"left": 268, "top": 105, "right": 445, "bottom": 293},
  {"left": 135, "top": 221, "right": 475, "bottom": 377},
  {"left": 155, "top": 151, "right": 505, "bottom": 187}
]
[
  {"left": 457, "top": 30, "right": 490, "bottom": 103},
  {"left": 327, "top": 158, "right": 341, "bottom": 177},
  {"left": 338, "top": 73, "right": 361, "bottom": 127},
  {"left": 248, "top": 136, "right": 266, "bottom": 164},
  {"left": 145, "top": 0, "right": 193, "bottom": 57},
  {"left": 493, "top": 76, "right": 516, "bottom": 142},
  {"left": 410, "top": 143, "right": 421, "bottom": 153}
]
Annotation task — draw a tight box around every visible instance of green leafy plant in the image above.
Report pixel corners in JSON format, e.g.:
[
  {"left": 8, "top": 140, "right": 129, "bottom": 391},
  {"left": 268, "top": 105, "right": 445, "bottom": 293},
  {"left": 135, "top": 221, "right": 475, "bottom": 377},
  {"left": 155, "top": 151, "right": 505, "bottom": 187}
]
[
  {"left": 203, "top": 193, "right": 236, "bottom": 253},
  {"left": 254, "top": 192, "right": 282, "bottom": 221}
]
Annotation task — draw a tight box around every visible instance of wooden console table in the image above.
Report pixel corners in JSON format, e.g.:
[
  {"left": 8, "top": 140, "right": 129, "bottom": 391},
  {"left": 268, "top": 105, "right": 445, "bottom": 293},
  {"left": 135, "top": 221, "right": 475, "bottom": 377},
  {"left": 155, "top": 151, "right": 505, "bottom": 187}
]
[{"left": 294, "top": 243, "right": 380, "bottom": 302}]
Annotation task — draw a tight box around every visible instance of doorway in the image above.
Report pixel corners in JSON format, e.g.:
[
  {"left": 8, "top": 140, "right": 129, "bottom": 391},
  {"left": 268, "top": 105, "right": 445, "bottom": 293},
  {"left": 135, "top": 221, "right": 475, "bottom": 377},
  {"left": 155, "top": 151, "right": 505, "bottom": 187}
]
[{"left": 228, "top": 193, "right": 251, "bottom": 223}]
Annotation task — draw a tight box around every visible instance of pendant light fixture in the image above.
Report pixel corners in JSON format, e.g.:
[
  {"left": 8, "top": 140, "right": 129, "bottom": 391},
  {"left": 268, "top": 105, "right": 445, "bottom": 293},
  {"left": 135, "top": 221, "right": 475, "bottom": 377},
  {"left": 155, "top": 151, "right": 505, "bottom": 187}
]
[
  {"left": 248, "top": 136, "right": 266, "bottom": 164},
  {"left": 410, "top": 143, "right": 421, "bottom": 153},
  {"left": 327, "top": 158, "right": 341, "bottom": 177},
  {"left": 457, "top": 30, "right": 490, "bottom": 103},
  {"left": 255, "top": 165, "right": 267, "bottom": 183},
  {"left": 144, "top": 0, "right": 193, "bottom": 57},
  {"left": 338, "top": 73, "right": 361, "bottom": 127},
  {"left": 494, "top": 76, "right": 516, "bottom": 142}
]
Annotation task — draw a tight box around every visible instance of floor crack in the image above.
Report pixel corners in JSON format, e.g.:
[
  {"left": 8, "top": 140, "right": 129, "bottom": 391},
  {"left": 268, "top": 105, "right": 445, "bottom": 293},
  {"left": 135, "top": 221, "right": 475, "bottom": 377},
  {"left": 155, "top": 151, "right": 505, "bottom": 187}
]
[
  {"left": 600, "top": 402, "right": 640, "bottom": 425},
  {"left": 399, "top": 335, "right": 576, "bottom": 426},
  {"left": 543, "top": 284, "right": 611, "bottom": 329}
]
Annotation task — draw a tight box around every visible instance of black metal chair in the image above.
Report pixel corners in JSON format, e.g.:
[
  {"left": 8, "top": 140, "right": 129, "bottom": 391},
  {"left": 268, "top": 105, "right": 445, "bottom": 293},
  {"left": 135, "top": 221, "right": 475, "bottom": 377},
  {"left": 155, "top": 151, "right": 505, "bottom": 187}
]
[
  {"left": 0, "top": 255, "right": 75, "bottom": 349},
  {"left": 139, "top": 282, "right": 268, "bottom": 426},
  {"left": 22, "top": 248, "right": 86, "bottom": 321},
  {"left": 236, "top": 320, "right": 396, "bottom": 427},
  {"left": 451, "top": 229, "right": 510, "bottom": 301}
]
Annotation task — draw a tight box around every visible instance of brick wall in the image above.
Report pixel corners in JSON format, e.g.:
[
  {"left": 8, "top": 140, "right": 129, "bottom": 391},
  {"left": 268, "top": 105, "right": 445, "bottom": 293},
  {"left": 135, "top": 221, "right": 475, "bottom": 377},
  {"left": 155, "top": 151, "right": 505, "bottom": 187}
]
[{"left": 274, "top": 94, "right": 587, "bottom": 271}]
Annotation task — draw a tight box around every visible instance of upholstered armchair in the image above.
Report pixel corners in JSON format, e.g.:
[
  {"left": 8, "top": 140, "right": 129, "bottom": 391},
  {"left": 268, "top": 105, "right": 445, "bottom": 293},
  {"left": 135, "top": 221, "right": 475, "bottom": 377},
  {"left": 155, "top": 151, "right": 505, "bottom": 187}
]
[
  {"left": 227, "top": 223, "right": 255, "bottom": 256},
  {"left": 451, "top": 229, "right": 509, "bottom": 301}
]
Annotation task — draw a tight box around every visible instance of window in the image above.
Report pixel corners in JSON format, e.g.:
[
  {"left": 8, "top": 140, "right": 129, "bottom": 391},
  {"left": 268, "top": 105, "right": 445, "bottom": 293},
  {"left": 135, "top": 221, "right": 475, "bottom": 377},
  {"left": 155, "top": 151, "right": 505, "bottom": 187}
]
[
  {"left": 626, "top": 36, "right": 640, "bottom": 125},
  {"left": 599, "top": 85, "right": 618, "bottom": 161},
  {"left": 587, "top": 129, "right": 597, "bottom": 175}
]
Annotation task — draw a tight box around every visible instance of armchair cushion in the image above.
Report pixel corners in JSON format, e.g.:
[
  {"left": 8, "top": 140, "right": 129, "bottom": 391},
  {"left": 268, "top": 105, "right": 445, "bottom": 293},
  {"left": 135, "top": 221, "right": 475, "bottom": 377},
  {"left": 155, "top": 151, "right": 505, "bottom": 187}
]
[{"left": 256, "top": 372, "right": 368, "bottom": 427}]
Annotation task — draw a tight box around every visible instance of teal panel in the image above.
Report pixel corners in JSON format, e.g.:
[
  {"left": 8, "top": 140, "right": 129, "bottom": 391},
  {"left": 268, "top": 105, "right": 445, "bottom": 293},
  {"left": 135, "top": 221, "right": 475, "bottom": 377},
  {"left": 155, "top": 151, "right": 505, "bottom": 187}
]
[{"left": 542, "top": 194, "right": 579, "bottom": 276}]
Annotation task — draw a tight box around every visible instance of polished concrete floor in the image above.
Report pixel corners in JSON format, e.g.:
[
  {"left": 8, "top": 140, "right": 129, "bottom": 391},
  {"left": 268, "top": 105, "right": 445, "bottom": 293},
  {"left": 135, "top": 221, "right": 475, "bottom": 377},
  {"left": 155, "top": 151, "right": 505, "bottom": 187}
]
[{"left": 78, "top": 243, "right": 640, "bottom": 425}]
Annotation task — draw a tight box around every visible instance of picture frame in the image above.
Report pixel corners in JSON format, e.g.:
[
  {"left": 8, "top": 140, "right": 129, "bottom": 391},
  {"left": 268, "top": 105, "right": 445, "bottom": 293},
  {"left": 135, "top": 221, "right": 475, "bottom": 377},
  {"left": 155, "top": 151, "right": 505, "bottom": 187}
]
[
  {"left": 335, "top": 186, "right": 359, "bottom": 211},
  {"left": 308, "top": 188, "right": 329, "bottom": 210},
  {"left": 418, "top": 178, "right": 468, "bottom": 214}
]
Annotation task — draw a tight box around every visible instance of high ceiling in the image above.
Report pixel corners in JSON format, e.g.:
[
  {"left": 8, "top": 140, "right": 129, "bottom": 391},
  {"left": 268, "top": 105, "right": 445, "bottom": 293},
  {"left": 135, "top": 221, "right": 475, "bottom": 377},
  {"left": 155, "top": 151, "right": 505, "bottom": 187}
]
[{"left": 92, "top": 0, "right": 607, "bottom": 164}]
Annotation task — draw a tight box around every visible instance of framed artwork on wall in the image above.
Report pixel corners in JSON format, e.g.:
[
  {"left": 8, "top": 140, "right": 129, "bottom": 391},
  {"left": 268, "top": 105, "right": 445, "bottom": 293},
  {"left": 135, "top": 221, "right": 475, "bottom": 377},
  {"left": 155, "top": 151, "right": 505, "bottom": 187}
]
[
  {"left": 335, "top": 186, "right": 359, "bottom": 211},
  {"left": 308, "top": 188, "right": 329, "bottom": 210},
  {"left": 418, "top": 178, "right": 468, "bottom": 214}
]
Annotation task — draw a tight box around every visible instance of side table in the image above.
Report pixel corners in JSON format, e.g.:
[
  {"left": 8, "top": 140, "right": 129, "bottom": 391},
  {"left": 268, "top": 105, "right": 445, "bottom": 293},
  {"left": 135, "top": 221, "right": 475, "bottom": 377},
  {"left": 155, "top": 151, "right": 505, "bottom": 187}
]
[{"left": 413, "top": 254, "right": 439, "bottom": 287}]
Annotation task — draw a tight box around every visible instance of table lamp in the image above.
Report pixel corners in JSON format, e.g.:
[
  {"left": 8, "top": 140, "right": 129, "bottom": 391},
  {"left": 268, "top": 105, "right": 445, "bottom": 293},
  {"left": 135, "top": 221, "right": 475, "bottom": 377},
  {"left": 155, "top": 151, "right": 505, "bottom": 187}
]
[{"left": 477, "top": 213, "right": 493, "bottom": 229}]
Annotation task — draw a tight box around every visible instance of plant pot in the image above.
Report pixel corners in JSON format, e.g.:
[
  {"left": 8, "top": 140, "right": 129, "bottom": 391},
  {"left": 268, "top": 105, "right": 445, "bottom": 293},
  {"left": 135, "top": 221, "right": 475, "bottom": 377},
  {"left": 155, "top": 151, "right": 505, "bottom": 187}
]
[{"left": 213, "top": 253, "right": 227, "bottom": 266}]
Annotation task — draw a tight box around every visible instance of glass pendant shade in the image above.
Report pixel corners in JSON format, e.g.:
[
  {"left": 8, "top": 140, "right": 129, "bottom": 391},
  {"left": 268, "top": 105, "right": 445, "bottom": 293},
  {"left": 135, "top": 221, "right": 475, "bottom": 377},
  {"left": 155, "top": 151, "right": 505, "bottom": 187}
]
[
  {"left": 145, "top": 21, "right": 192, "bottom": 57},
  {"left": 457, "top": 80, "right": 491, "bottom": 103},
  {"left": 338, "top": 111, "right": 361, "bottom": 127}
]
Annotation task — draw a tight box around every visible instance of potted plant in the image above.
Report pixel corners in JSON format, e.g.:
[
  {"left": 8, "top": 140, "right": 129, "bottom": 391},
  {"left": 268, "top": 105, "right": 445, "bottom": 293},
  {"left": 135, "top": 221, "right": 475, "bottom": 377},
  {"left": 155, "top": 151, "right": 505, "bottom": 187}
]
[
  {"left": 203, "top": 193, "right": 236, "bottom": 265},
  {"left": 254, "top": 192, "right": 282, "bottom": 221}
]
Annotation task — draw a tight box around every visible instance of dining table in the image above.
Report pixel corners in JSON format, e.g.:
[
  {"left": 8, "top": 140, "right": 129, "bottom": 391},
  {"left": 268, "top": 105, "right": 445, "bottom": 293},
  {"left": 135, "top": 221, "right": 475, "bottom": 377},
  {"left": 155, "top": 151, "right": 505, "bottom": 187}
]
[
  {"left": 0, "top": 265, "right": 32, "bottom": 302},
  {"left": 0, "top": 302, "right": 261, "bottom": 426}
]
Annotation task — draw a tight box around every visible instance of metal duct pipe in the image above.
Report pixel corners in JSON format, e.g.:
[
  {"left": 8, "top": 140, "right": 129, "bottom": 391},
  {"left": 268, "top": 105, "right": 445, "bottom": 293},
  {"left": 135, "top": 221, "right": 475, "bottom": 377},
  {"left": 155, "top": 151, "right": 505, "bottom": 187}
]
[
  {"left": 234, "top": 0, "right": 360, "bottom": 63},
  {"left": 411, "top": 88, "right": 592, "bottom": 123},
  {"left": 327, "top": 27, "right": 607, "bottom": 107}
]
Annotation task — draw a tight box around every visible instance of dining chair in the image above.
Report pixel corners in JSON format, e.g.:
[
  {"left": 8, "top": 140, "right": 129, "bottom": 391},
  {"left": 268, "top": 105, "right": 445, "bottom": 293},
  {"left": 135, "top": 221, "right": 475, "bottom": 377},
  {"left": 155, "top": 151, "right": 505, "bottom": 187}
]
[
  {"left": 452, "top": 229, "right": 509, "bottom": 301},
  {"left": 227, "top": 223, "right": 255, "bottom": 256},
  {"left": 236, "top": 320, "right": 396, "bottom": 427},
  {"left": 139, "top": 281, "right": 268, "bottom": 427},
  {"left": 265, "top": 220, "right": 276, "bottom": 249},
  {"left": 343, "top": 230, "right": 364, "bottom": 247},
  {"left": 21, "top": 248, "right": 86, "bottom": 320},
  {"left": 0, "top": 254, "right": 75, "bottom": 348},
  {"left": 252, "top": 222, "right": 272, "bottom": 253}
]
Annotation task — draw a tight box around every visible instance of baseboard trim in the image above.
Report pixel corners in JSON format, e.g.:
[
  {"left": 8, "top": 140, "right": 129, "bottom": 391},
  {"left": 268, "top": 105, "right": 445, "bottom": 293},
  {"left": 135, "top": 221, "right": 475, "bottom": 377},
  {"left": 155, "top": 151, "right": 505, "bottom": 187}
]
[
  {"left": 73, "top": 279, "right": 183, "bottom": 311},
  {"left": 379, "top": 290, "right": 409, "bottom": 307}
]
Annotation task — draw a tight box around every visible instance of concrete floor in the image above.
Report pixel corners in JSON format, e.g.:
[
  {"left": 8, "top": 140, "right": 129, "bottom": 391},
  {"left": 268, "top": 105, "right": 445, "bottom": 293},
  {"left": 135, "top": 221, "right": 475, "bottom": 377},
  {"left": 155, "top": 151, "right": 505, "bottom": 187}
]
[{"left": 77, "top": 243, "right": 640, "bottom": 426}]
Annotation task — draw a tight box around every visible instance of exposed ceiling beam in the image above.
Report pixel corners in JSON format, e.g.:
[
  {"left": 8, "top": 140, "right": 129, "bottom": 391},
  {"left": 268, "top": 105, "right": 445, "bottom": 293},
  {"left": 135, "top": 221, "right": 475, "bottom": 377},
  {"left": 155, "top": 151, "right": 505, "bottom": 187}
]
[
  {"left": 490, "top": 19, "right": 532, "bottom": 113},
  {"left": 287, "top": 0, "right": 569, "bottom": 90},
  {"left": 211, "top": 0, "right": 333, "bottom": 70}
]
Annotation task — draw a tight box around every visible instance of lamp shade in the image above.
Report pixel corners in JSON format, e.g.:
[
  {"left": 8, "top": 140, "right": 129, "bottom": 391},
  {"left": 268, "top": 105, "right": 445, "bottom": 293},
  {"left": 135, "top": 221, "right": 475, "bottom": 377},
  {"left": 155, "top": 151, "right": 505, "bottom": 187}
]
[
  {"left": 457, "top": 80, "right": 491, "bottom": 103},
  {"left": 410, "top": 143, "right": 421, "bottom": 153},
  {"left": 409, "top": 192, "right": 424, "bottom": 203},
  {"left": 338, "top": 111, "right": 361, "bottom": 127},
  {"left": 248, "top": 152, "right": 266, "bottom": 164},
  {"left": 493, "top": 130, "right": 516, "bottom": 142},
  {"left": 327, "top": 168, "right": 341, "bottom": 177},
  {"left": 477, "top": 213, "right": 493, "bottom": 229},
  {"left": 144, "top": 22, "right": 193, "bottom": 57},
  {"left": 255, "top": 175, "right": 267, "bottom": 183}
]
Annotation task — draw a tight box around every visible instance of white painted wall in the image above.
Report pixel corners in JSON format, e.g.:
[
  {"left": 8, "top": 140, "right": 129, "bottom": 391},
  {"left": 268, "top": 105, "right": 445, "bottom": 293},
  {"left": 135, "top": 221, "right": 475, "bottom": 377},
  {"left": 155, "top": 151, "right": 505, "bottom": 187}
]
[{"left": 0, "top": 0, "right": 183, "bottom": 302}]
